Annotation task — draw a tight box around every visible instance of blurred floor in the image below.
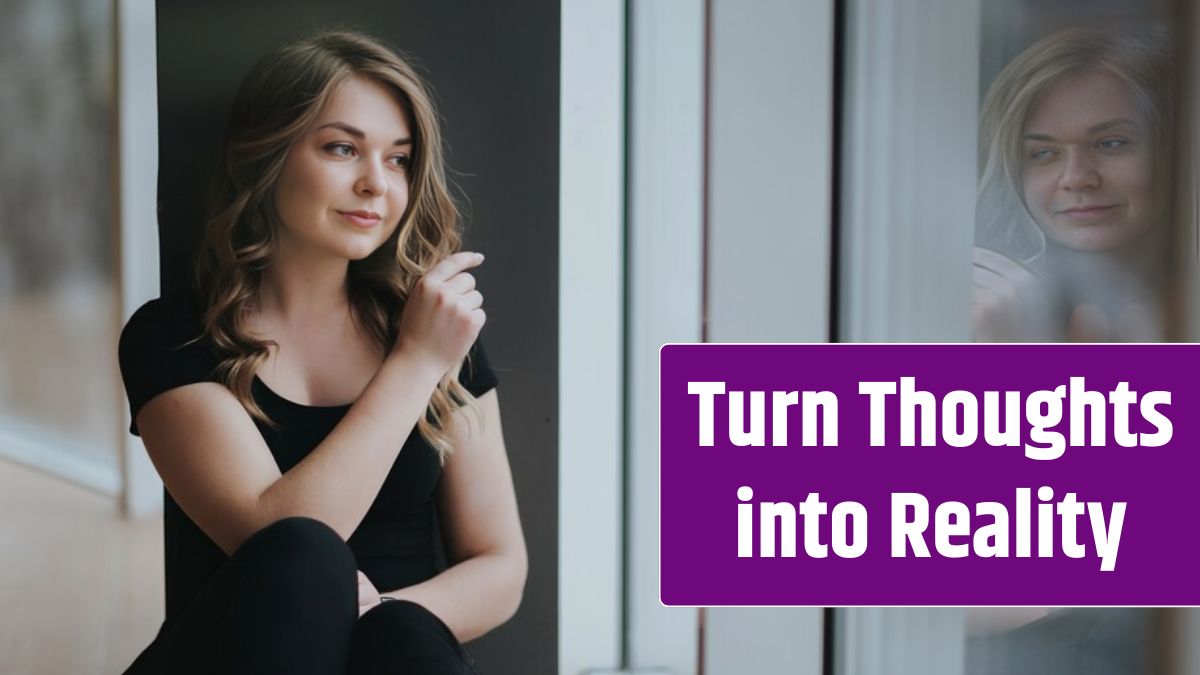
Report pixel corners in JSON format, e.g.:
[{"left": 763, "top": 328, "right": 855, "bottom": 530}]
[{"left": 0, "top": 458, "right": 162, "bottom": 674}]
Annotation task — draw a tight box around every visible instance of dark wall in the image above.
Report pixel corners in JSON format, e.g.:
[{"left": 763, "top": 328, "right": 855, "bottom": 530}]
[{"left": 156, "top": 2, "right": 559, "bottom": 672}]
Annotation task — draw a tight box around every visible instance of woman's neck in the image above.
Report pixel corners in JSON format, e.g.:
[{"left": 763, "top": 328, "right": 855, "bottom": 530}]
[
  {"left": 1043, "top": 231, "right": 1164, "bottom": 283},
  {"left": 256, "top": 244, "right": 352, "bottom": 325}
]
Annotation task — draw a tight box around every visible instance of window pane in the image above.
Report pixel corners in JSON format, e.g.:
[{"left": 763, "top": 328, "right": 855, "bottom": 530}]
[
  {"left": 969, "top": 1, "right": 1174, "bottom": 672},
  {"left": 972, "top": 2, "right": 1175, "bottom": 343},
  {"left": 838, "top": 0, "right": 1186, "bottom": 672},
  {"left": 0, "top": 0, "right": 118, "bottom": 475}
]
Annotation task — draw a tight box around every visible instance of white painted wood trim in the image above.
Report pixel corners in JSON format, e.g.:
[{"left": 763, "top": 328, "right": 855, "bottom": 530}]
[
  {"left": 836, "top": 608, "right": 966, "bottom": 675},
  {"left": 626, "top": 0, "right": 704, "bottom": 673},
  {"left": 707, "top": 0, "right": 833, "bottom": 344},
  {"left": 116, "top": 0, "right": 163, "bottom": 519},
  {"left": 0, "top": 415, "right": 120, "bottom": 496},
  {"left": 835, "top": 0, "right": 980, "bottom": 671},
  {"left": 559, "top": 1, "right": 626, "bottom": 673},
  {"left": 702, "top": 0, "right": 833, "bottom": 672},
  {"left": 838, "top": 0, "right": 981, "bottom": 343}
]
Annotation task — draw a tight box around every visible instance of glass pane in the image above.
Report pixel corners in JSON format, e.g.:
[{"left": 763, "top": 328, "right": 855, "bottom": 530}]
[
  {"left": 0, "top": 0, "right": 118, "bottom": 470},
  {"left": 968, "top": 1, "right": 1174, "bottom": 672},
  {"left": 972, "top": 1, "right": 1175, "bottom": 343},
  {"left": 838, "top": 0, "right": 1186, "bottom": 672}
]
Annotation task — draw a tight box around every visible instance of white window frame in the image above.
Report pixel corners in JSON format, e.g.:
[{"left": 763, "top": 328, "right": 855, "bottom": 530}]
[
  {"left": 837, "top": 0, "right": 987, "bottom": 673},
  {"left": 625, "top": 0, "right": 705, "bottom": 672},
  {"left": 703, "top": 0, "right": 834, "bottom": 672},
  {"left": 839, "top": 0, "right": 980, "bottom": 344},
  {"left": 626, "top": 0, "right": 833, "bottom": 673},
  {"left": 117, "top": 0, "right": 164, "bottom": 518},
  {"left": 559, "top": 0, "right": 626, "bottom": 673}
]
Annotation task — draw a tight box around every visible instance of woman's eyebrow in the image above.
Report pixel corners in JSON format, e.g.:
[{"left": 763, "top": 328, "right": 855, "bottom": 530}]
[
  {"left": 1022, "top": 118, "right": 1139, "bottom": 142},
  {"left": 1085, "top": 118, "right": 1139, "bottom": 134},
  {"left": 315, "top": 121, "right": 413, "bottom": 146}
]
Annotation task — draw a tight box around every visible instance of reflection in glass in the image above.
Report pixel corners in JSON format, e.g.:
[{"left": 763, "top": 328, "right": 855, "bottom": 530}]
[
  {"left": 973, "top": 27, "right": 1173, "bottom": 343},
  {"left": 967, "top": 608, "right": 1154, "bottom": 675},
  {"left": 967, "top": 18, "right": 1174, "bottom": 675},
  {"left": 0, "top": 0, "right": 118, "bottom": 468}
]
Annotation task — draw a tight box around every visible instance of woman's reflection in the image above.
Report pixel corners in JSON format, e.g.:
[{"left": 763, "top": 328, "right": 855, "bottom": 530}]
[
  {"left": 967, "top": 26, "right": 1169, "bottom": 675},
  {"left": 973, "top": 27, "right": 1173, "bottom": 342}
]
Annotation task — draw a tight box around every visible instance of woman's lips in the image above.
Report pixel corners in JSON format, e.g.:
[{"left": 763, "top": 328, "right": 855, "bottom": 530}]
[
  {"left": 1058, "top": 205, "right": 1117, "bottom": 220},
  {"left": 338, "top": 210, "right": 382, "bottom": 228}
]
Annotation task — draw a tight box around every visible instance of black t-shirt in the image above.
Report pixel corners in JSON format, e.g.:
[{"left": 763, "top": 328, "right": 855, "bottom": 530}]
[{"left": 118, "top": 294, "right": 497, "bottom": 628}]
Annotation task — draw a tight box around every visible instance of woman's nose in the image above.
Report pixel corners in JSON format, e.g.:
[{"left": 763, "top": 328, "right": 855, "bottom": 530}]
[
  {"left": 354, "top": 158, "right": 388, "bottom": 196},
  {"left": 1058, "top": 150, "right": 1100, "bottom": 192}
]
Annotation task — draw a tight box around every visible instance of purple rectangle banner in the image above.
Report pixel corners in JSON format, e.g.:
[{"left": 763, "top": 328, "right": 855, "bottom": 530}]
[{"left": 660, "top": 344, "right": 1200, "bottom": 606}]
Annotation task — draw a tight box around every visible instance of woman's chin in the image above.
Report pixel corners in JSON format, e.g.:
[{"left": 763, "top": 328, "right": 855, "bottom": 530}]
[
  {"left": 333, "top": 238, "right": 390, "bottom": 262},
  {"left": 1044, "top": 221, "right": 1152, "bottom": 254}
]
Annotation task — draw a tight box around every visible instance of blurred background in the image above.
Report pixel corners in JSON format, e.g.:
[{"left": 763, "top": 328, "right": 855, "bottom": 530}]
[{"left": 2, "top": 0, "right": 1200, "bottom": 673}]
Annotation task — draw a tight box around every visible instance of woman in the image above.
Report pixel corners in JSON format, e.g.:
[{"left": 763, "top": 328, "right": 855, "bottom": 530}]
[
  {"left": 972, "top": 27, "right": 1174, "bottom": 343},
  {"left": 118, "top": 30, "right": 526, "bottom": 674},
  {"left": 966, "top": 26, "right": 1168, "bottom": 675}
]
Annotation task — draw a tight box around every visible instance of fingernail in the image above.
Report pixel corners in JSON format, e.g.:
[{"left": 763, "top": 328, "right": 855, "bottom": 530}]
[{"left": 476, "top": 253, "right": 486, "bottom": 261}]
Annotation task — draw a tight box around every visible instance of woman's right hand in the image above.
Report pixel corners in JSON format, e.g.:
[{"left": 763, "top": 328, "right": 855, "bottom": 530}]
[
  {"left": 971, "top": 247, "right": 1047, "bottom": 342},
  {"left": 392, "top": 251, "right": 487, "bottom": 374}
]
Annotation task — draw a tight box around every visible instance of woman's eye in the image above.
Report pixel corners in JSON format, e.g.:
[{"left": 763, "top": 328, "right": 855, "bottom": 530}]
[
  {"left": 1029, "top": 148, "right": 1055, "bottom": 162},
  {"left": 390, "top": 155, "right": 411, "bottom": 168},
  {"left": 325, "top": 142, "right": 355, "bottom": 157},
  {"left": 1097, "top": 138, "right": 1128, "bottom": 151}
]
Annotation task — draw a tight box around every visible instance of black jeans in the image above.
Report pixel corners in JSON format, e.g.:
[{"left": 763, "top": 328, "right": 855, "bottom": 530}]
[{"left": 122, "top": 517, "right": 480, "bottom": 674}]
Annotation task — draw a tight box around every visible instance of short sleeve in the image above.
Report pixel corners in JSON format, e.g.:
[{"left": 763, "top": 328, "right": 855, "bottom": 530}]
[
  {"left": 119, "top": 297, "right": 221, "bottom": 436},
  {"left": 458, "top": 338, "right": 498, "bottom": 398}
]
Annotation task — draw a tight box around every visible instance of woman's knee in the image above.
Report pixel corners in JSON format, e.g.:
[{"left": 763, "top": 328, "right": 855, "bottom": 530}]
[
  {"left": 229, "top": 516, "right": 357, "bottom": 600},
  {"left": 218, "top": 519, "right": 359, "bottom": 671},
  {"left": 348, "top": 601, "right": 472, "bottom": 673},
  {"left": 236, "top": 516, "right": 352, "bottom": 563}
]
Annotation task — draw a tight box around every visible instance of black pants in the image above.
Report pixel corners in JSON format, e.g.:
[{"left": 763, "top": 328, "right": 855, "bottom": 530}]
[{"left": 122, "top": 517, "right": 480, "bottom": 674}]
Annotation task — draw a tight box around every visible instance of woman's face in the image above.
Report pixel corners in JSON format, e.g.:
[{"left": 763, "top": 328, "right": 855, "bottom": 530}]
[
  {"left": 1021, "top": 70, "right": 1156, "bottom": 253},
  {"left": 273, "top": 76, "right": 413, "bottom": 262}
]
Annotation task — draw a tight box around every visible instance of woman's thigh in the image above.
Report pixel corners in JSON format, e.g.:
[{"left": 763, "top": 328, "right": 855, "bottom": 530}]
[
  {"left": 347, "top": 600, "right": 479, "bottom": 675},
  {"left": 123, "top": 516, "right": 359, "bottom": 675}
]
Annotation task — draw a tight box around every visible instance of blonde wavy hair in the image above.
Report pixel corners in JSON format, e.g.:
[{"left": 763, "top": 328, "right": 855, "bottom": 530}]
[
  {"left": 194, "top": 30, "right": 475, "bottom": 460},
  {"left": 976, "top": 27, "right": 1174, "bottom": 261}
]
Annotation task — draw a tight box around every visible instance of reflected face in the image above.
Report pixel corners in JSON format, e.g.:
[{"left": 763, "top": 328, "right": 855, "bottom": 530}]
[
  {"left": 273, "top": 76, "right": 413, "bottom": 262},
  {"left": 1021, "top": 70, "right": 1156, "bottom": 253}
]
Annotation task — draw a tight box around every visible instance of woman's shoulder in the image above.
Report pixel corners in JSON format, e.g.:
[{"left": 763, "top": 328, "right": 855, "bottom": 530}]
[
  {"left": 124, "top": 293, "right": 205, "bottom": 332},
  {"left": 121, "top": 294, "right": 213, "bottom": 361},
  {"left": 119, "top": 293, "right": 222, "bottom": 436}
]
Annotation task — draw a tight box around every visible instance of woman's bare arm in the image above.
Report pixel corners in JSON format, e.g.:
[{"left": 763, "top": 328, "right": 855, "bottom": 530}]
[
  {"left": 381, "top": 389, "right": 527, "bottom": 642},
  {"left": 135, "top": 251, "right": 486, "bottom": 555}
]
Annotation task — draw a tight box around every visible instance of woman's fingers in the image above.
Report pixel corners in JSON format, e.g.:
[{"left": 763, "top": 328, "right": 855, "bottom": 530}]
[
  {"left": 973, "top": 247, "right": 1035, "bottom": 281},
  {"left": 426, "top": 251, "right": 485, "bottom": 284},
  {"left": 444, "top": 272, "right": 477, "bottom": 295},
  {"left": 462, "top": 290, "right": 484, "bottom": 310},
  {"left": 391, "top": 251, "right": 489, "bottom": 368},
  {"left": 972, "top": 265, "right": 1022, "bottom": 293}
]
